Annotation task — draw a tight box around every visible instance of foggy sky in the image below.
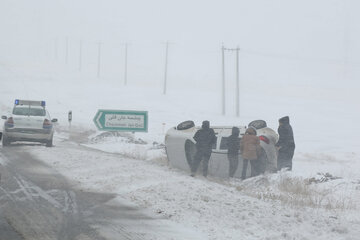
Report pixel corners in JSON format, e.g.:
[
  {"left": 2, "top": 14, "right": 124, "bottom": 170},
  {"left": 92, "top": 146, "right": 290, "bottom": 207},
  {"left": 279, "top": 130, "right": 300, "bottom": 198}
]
[{"left": 1, "top": 0, "right": 359, "bottom": 89}]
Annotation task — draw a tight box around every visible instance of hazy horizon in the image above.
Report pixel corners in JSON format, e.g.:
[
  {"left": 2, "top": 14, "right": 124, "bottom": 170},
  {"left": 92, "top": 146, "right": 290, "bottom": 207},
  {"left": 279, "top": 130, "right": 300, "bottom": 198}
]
[{"left": 1, "top": 0, "right": 360, "bottom": 91}]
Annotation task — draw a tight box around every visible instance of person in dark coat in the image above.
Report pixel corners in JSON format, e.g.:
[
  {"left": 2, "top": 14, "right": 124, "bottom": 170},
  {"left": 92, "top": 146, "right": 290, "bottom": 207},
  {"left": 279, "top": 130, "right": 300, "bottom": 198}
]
[
  {"left": 240, "top": 127, "right": 261, "bottom": 179},
  {"left": 191, "top": 120, "right": 217, "bottom": 177},
  {"left": 226, "top": 127, "right": 241, "bottom": 178},
  {"left": 276, "top": 116, "right": 295, "bottom": 171}
]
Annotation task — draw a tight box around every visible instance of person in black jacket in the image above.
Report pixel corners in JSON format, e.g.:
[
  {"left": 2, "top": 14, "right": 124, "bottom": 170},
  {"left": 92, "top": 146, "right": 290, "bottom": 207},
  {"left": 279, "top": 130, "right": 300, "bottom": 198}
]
[
  {"left": 191, "top": 120, "right": 216, "bottom": 177},
  {"left": 227, "top": 127, "right": 240, "bottom": 178},
  {"left": 276, "top": 116, "right": 295, "bottom": 171}
]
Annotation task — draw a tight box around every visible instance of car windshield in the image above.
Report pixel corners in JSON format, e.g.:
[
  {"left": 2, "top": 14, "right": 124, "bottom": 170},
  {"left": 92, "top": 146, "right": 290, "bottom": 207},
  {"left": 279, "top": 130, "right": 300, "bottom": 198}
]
[{"left": 13, "top": 107, "right": 46, "bottom": 116}]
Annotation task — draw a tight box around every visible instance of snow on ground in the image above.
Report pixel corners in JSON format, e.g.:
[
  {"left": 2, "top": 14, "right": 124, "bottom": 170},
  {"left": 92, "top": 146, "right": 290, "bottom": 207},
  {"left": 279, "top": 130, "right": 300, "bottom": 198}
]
[
  {"left": 1, "top": 62, "right": 360, "bottom": 239},
  {"left": 28, "top": 136, "right": 360, "bottom": 240}
]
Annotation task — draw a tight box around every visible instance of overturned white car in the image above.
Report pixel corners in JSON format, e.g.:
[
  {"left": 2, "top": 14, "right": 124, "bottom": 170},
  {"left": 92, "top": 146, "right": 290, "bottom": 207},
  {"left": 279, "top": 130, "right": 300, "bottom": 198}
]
[{"left": 165, "top": 120, "right": 278, "bottom": 178}]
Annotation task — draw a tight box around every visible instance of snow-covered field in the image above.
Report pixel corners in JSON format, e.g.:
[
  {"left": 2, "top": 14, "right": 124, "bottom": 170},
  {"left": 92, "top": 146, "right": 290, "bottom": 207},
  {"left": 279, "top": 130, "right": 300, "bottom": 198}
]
[{"left": 1, "top": 62, "right": 360, "bottom": 239}]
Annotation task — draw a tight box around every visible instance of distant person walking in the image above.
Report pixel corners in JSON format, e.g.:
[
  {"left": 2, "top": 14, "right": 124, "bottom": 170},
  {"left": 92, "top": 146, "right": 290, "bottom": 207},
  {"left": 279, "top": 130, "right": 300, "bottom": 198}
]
[
  {"left": 276, "top": 116, "right": 295, "bottom": 171},
  {"left": 240, "top": 127, "right": 261, "bottom": 179},
  {"left": 191, "top": 120, "right": 217, "bottom": 177},
  {"left": 227, "top": 127, "right": 241, "bottom": 178}
]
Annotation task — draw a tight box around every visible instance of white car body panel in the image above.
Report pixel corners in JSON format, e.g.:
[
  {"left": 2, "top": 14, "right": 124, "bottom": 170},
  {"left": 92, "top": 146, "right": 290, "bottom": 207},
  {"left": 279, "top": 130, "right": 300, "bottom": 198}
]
[
  {"left": 12, "top": 116, "right": 45, "bottom": 129},
  {"left": 257, "top": 127, "right": 279, "bottom": 173}
]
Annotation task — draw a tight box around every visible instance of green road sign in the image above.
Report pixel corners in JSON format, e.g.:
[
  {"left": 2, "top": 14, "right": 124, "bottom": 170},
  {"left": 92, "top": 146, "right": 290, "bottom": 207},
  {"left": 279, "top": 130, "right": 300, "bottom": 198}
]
[{"left": 93, "top": 110, "right": 148, "bottom": 132}]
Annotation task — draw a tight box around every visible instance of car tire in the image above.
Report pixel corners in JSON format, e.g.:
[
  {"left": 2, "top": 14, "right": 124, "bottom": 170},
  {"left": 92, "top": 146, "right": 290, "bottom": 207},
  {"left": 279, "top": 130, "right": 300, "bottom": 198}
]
[
  {"left": 46, "top": 136, "right": 53, "bottom": 147},
  {"left": 248, "top": 120, "right": 267, "bottom": 129},
  {"left": 177, "top": 120, "right": 195, "bottom": 130}
]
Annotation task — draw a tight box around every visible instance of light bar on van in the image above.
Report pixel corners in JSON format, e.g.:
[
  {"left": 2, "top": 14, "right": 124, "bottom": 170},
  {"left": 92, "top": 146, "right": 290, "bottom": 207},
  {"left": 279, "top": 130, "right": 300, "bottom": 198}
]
[{"left": 14, "top": 99, "right": 46, "bottom": 107}]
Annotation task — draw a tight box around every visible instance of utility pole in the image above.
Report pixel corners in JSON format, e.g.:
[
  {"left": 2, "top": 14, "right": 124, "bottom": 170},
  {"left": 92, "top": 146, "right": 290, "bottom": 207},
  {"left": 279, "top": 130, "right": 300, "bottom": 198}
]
[
  {"left": 54, "top": 38, "right": 58, "bottom": 61},
  {"left": 124, "top": 43, "right": 128, "bottom": 85},
  {"left": 65, "top": 36, "right": 69, "bottom": 64},
  {"left": 222, "top": 45, "right": 241, "bottom": 117},
  {"left": 343, "top": 0, "right": 348, "bottom": 82},
  {"left": 163, "top": 41, "right": 169, "bottom": 95},
  {"left": 97, "top": 42, "right": 102, "bottom": 78},
  {"left": 222, "top": 45, "right": 226, "bottom": 115},
  {"left": 236, "top": 47, "right": 240, "bottom": 117},
  {"left": 79, "top": 40, "right": 83, "bottom": 71}
]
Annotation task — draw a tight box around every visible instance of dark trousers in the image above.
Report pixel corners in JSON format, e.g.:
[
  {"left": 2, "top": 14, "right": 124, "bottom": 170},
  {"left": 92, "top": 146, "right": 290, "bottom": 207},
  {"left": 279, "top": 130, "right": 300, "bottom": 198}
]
[
  {"left": 241, "top": 159, "right": 249, "bottom": 179},
  {"left": 241, "top": 158, "right": 262, "bottom": 179},
  {"left": 277, "top": 145, "right": 295, "bottom": 171},
  {"left": 227, "top": 154, "right": 239, "bottom": 177},
  {"left": 191, "top": 149, "right": 211, "bottom": 177}
]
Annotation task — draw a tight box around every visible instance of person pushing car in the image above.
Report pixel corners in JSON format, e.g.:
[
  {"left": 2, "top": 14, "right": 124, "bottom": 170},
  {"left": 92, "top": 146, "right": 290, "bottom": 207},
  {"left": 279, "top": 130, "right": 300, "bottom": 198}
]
[
  {"left": 240, "top": 127, "right": 261, "bottom": 179},
  {"left": 227, "top": 127, "right": 241, "bottom": 178},
  {"left": 191, "top": 120, "right": 216, "bottom": 177},
  {"left": 276, "top": 116, "right": 295, "bottom": 171}
]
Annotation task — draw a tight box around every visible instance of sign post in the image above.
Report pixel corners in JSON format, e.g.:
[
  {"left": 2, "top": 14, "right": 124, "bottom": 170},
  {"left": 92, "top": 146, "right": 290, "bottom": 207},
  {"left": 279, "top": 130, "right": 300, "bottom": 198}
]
[
  {"left": 93, "top": 110, "right": 148, "bottom": 132},
  {"left": 68, "top": 110, "right": 72, "bottom": 139},
  {"left": 68, "top": 111, "right": 72, "bottom": 125}
]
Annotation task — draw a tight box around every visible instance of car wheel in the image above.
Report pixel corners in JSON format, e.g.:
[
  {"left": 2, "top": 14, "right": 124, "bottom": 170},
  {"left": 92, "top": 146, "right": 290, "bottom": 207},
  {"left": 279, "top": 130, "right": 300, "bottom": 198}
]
[
  {"left": 248, "top": 120, "right": 267, "bottom": 129},
  {"left": 2, "top": 135, "right": 10, "bottom": 147},
  {"left": 46, "top": 136, "right": 53, "bottom": 147},
  {"left": 177, "top": 120, "right": 195, "bottom": 130}
]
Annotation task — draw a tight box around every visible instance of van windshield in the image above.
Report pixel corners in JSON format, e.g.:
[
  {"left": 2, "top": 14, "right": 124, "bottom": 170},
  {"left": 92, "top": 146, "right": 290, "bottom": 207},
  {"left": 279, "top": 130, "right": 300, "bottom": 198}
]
[{"left": 13, "top": 107, "right": 46, "bottom": 116}]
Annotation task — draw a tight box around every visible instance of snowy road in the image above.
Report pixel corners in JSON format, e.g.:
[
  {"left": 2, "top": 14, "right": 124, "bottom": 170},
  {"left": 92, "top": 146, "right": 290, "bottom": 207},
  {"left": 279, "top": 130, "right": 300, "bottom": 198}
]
[
  {"left": 0, "top": 147, "right": 107, "bottom": 240},
  {"left": 0, "top": 141, "right": 205, "bottom": 240}
]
